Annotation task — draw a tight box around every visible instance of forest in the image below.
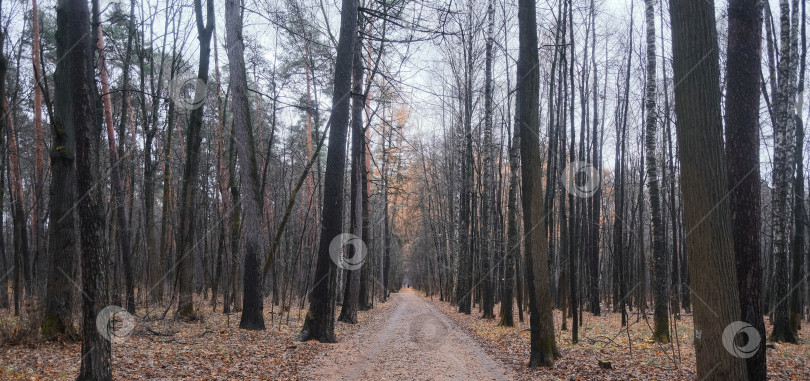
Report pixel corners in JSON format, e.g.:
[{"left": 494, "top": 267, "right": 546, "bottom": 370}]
[{"left": 0, "top": 0, "right": 808, "bottom": 379}]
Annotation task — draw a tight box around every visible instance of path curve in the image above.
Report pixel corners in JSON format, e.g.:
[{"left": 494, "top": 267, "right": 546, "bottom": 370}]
[{"left": 303, "top": 290, "right": 511, "bottom": 380}]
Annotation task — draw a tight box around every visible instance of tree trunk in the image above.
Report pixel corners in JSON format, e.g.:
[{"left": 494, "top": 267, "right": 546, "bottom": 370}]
[
  {"left": 480, "top": 0, "right": 495, "bottom": 320},
  {"left": 76, "top": 0, "right": 112, "bottom": 378},
  {"left": 41, "top": 0, "right": 78, "bottom": 334},
  {"left": 644, "top": 0, "right": 670, "bottom": 343},
  {"left": 0, "top": 16, "right": 9, "bottom": 311},
  {"left": 31, "top": 0, "right": 46, "bottom": 291},
  {"left": 224, "top": 0, "right": 265, "bottom": 331},
  {"left": 789, "top": 0, "right": 807, "bottom": 338},
  {"left": 499, "top": 108, "right": 520, "bottom": 328},
  {"left": 725, "top": 0, "right": 767, "bottom": 376},
  {"left": 338, "top": 29, "right": 365, "bottom": 324},
  {"left": 614, "top": 17, "right": 631, "bottom": 323},
  {"left": 668, "top": 0, "right": 748, "bottom": 377},
  {"left": 6, "top": 102, "right": 31, "bottom": 303},
  {"left": 517, "top": 0, "right": 560, "bottom": 367},
  {"left": 588, "top": 0, "right": 602, "bottom": 316},
  {"left": 771, "top": 0, "right": 800, "bottom": 344},
  {"left": 176, "top": 0, "right": 215, "bottom": 321},
  {"left": 298, "top": 0, "right": 358, "bottom": 343}
]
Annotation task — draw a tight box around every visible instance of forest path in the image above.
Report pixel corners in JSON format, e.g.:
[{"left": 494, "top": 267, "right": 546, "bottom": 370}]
[{"left": 302, "top": 290, "right": 512, "bottom": 380}]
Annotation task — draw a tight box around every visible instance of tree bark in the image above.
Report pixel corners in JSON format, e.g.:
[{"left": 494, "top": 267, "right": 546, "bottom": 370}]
[
  {"left": 0, "top": 11, "right": 10, "bottom": 311},
  {"left": 725, "top": 0, "right": 767, "bottom": 376},
  {"left": 298, "top": 0, "right": 358, "bottom": 343},
  {"left": 643, "top": 0, "right": 670, "bottom": 343},
  {"left": 789, "top": 0, "right": 807, "bottom": 338},
  {"left": 771, "top": 0, "right": 800, "bottom": 344},
  {"left": 176, "top": 0, "right": 215, "bottom": 321},
  {"left": 668, "top": 0, "right": 748, "bottom": 377},
  {"left": 42, "top": 0, "right": 78, "bottom": 336},
  {"left": 225, "top": 0, "right": 266, "bottom": 331},
  {"left": 480, "top": 0, "right": 495, "bottom": 320},
  {"left": 31, "top": 0, "right": 46, "bottom": 290},
  {"left": 76, "top": 0, "right": 112, "bottom": 378},
  {"left": 338, "top": 28, "right": 365, "bottom": 324},
  {"left": 517, "top": 0, "right": 560, "bottom": 367}
]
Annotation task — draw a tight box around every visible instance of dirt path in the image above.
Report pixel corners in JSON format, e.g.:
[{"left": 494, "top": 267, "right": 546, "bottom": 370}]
[{"left": 303, "top": 290, "right": 512, "bottom": 380}]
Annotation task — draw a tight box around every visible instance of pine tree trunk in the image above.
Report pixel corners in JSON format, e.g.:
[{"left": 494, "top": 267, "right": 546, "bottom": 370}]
[{"left": 31, "top": 0, "right": 46, "bottom": 291}]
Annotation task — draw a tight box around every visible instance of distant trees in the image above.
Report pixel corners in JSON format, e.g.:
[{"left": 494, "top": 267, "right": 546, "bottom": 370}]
[
  {"left": 0, "top": 0, "right": 807, "bottom": 378},
  {"left": 97, "top": 0, "right": 135, "bottom": 315}
]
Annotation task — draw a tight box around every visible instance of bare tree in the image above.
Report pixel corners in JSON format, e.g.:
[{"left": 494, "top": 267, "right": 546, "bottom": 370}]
[
  {"left": 771, "top": 0, "right": 801, "bottom": 344},
  {"left": 517, "top": 0, "right": 559, "bottom": 367},
  {"left": 176, "top": 0, "right": 214, "bottom": 321},
  {"left": 668, "top": 0, "right": 747, "bottom": 377},
  {"left": 225, "top": 0, "right": 265, "bottom": 331},
  {"left": 298, "top": 0, "right": 358, "bottom": 343},
  {"left": 725, "top": 0, "right": 766, "bottom": 376},
  {"left": 643, "top": 0, "right": 670, "bottom": 343},
  {"left": 76, "top": 0, "right": 111, "bottom": 377},
  {"left": 338, "top": 23, "right": 365, "bottom": 324}
]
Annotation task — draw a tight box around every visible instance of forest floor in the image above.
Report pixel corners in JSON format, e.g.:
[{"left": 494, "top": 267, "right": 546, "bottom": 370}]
[
  {"left": 0, "top": 296, "right": 337, "bottom": 380},
  {"left": 426, "top": 293, "right": 810, "bottom": 380},
  {"left": 1, "top": 291, "right": 808, "bottom": 380}
]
